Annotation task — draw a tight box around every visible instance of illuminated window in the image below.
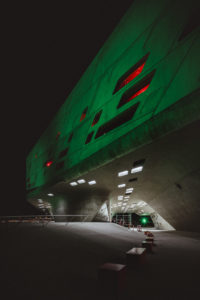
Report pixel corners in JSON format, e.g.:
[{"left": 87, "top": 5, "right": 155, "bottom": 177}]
[
  {"left": 80, "top": 107, "right": 88, "bottom": 122},
  {"left": 45, "top": 160, "right": 53, "bottom": 167},
  {"left": 113, "top": 53, "right": 149, "bottom": 94},
  {"left": 70, "top": 182, "right": 78, "bottom": 186},
  {"left": 117, "top": 70, "right": 155, "bottom": 109},
  {"left": 95, "top": 103, "right": 139, "bottom": 139},
  {"left": 92, "top": 110, "right": 102, "bottom": 126},
  {"left": 131, "top": 166, "right": 143, "bottom": 173},
  {"left": 85, "top": 131, "right": 94, "bottom": 144},
  {"left": 118, "top": 170, "right": 128, "bottom": 177}
]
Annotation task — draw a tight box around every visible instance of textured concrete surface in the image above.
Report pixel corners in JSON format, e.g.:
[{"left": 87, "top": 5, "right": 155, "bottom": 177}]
[{"left": 1, "top": 222, "right": 200, "bottom": 299}]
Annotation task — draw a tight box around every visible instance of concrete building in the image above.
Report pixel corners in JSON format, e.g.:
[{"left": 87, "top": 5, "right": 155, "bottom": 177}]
[{"left": 26, "top": 0, "right": 200, "bottom": 232}]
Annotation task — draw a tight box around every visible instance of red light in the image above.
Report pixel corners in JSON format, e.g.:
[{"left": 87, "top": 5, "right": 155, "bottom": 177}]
[
  {"left": 80, "top": 113, "right": 86, "bottom": 121},
  {"left": 126, "top": 83, "right": 150, "bottom": 103},
  {"left": 46, "top": 161, "right": 53, "bottom": 167},
  {"left": 118, "top": 62, "right": 146, "bottom": 91},
  {"left": 56, "top": 132, "right": 61, "bottom": 139}
]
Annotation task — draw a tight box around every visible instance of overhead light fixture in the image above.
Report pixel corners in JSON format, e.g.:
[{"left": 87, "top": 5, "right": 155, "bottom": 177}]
[
  {"left": 124, "top": 196, "right": 130, "bottom": 199},
  {"left": 126, "top": 188, "right": 134, "bottom": 193},
  {"left": 77, "top": 179, "right": 85, "bottom": 184},
  {"left": 118, "top": 170, "right": 128, "bottom": 177},
  {"left": 118, "top": 196, "right": 123, "bottom": 201},
  {"left": 37, "top": 199, "right": 43, "bottom": 203},
  {"left": 122, "top": 203, "right": 127, "bottom": 206},
  {"left": 70, "top": 182, "right": 78, "bottom": 186},
  {"left": 88, "top": 180, "right": 96, "bottom": 185},
  {"left": 47, "top": 193, "right": 54, "bottom": 197},
  {"left": 131, "top": 166, "right": 143, "bottom": 173},
  {"left": 118, "top": 184, "right": 126, "bottom": 188}
]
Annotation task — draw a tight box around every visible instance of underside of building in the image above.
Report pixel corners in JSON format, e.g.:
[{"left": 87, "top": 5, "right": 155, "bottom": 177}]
[{"left": 26, "top": 0, "right": 200, "bottom": 232}]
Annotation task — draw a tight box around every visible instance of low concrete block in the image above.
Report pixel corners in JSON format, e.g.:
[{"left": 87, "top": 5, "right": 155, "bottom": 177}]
[
  {"left": 142, "top": 241, "right": 153, "bottom": 253},
  {"left": 98, "top": 263, "right": 126, "bottom": 295},
  {"left": 126, "top": 247, "right": 146, "bottom": 268}
]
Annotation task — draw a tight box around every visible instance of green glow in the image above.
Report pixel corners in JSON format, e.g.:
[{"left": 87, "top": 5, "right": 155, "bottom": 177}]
[{"left": 141, "top": 217, "right": 147, "bottom": 224}]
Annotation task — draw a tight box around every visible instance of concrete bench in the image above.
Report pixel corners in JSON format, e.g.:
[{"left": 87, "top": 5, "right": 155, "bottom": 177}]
[{"left": 126, "top": 247, "right": 146, "bottom": 268}]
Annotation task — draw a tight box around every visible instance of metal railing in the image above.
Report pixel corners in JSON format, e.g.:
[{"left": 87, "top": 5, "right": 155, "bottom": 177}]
[{"left": 0, "top": 214, "right": 91, "bottom": 223}]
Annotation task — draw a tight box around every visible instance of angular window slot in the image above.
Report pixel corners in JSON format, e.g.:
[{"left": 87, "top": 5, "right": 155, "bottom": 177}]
[
  {"left": 59, "top": 147, "right": 69, "bottom": 159},
  {"left": 80, "top": 107, "right": 88, "bottom": 122},
  {"left": 117, "top": 70, "right": 155, "bottom": 109},
  {"left": 92, "top": 110, "right": 103, "bottom": 126},
  {"left": 113, "top": 53, "right": 149, "bottom": 94},
  {"left": 95, "top": 103, "right": 139, "bottom": 139},
  {"left": 85, "top": 131, "right": 94, "bottom": 144}
]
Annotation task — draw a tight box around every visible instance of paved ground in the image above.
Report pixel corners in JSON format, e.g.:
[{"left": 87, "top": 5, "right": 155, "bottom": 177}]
[{"left": 1, "top": 222, "right": 200, "bottom": 299}]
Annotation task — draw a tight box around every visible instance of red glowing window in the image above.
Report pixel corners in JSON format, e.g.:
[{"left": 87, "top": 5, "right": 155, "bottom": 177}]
[
  {"left": 113, "top": 53, "right": 149, "bottom": 94},
  {"left": 45, "top": 161, "right": 53, "bottom": 167},
  {"left": 92, "top": 110, "right": 102, "bottom": 126},
  {"left": 80, "top": 107, "right": 88, "bottom": 122},
  {"left": 117, "top": 70, "right": 155, "bottom": 109},
  {"left": 56, "top": 131, "right": 61, "bottom": 140},
  {"left": 85, "top": 131, "right": 94, "bottom": 144}
]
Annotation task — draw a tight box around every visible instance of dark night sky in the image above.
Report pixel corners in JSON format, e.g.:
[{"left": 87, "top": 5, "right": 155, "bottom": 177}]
[
  {"left": 25, "top": 1, "right": 134, "bottom": 155},
  {"left": 2, "top": 0, "right": 134, "bottom": 215}
]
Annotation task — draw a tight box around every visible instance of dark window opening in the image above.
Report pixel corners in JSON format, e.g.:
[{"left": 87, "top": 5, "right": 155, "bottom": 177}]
[
  {"left": 59, "top": 147, "right": 69, "bottom": 159},
  {"left": 92, "top": 110, "right": 103, "bottom": 126},
  {"left": 80, "top": 107, "right": 88, "bottom": 122},
  {"left": 44, "top": 160, "right": 53, "bottom": 167},
  {"left": 95, "top": 103, "right": 139, "bottom": 139},
  {"left": 129, "top": 177, "right": 138, "bottom": 182},
  {"left": 27, "top": 187, "right": 37, "bottom": 192},
  {"left": 56, "top": 131, "right": 61, "bottom": 140},
  {"left": 117, "top": 70, "right": 155, "bottom": 109},
  {"left": 85, "top": 131, "right": 94, "bottom": 144},
  {"left": 178, "top": 11, "right": 200, "bottom": 41},
  {"left": 55, "top": 161, "right": 65, "bottom": 170},
  {"left": 68, "top": 132, "right": 73, "bottom": 143},
  {"left": 113, "top": 53, "right": 150, "bottom": 94},
  {"left": 133, "top": 158, "right": 146, "bottom": 167}
]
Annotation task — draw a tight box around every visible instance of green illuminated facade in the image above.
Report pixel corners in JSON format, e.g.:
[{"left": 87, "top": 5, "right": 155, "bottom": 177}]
[{"left": 26, "top": 0, "right": 200, "bottom": 231}]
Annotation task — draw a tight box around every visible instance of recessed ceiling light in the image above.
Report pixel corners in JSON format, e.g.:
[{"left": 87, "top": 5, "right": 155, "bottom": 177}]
[
  {"left": 124, "top": 196, "right": 130, "bottom": 199},
  {"left": 118, "top": 184, "right": 126, "bottom": 188},
  {"left": 88, "top": 180, "right": 96, "bottom": 185},
  {"left": 70, "top": 182, "right": 78, "bottom": 186},
  {"left": 131, "top": 166, "right": 143, "bottom": 173},
  {"left": 118, "top": 196, "right": 123, "bottom": 200},
  {"left": 37, "top": 199, "right": 43, "bottom": 203},
  {"left": 126, "top": 188, "right": 134, "bottom": 193},
  {"left": 118, "top": 170, "right": 128, "bottom": 177},
  {"left": 47, "top": 193, "right": 54, "bottom": 197},
  {"left": 77, "top": 179, "right": 86, "bottom": 184}
]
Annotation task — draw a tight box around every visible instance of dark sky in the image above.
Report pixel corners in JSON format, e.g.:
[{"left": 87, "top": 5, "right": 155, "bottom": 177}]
[
  {"left": 25, "top": 1, "right": 134, "bottom": 155},
  {"left": 2, "top": 0, "right": 134, "bottom": 215}
]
